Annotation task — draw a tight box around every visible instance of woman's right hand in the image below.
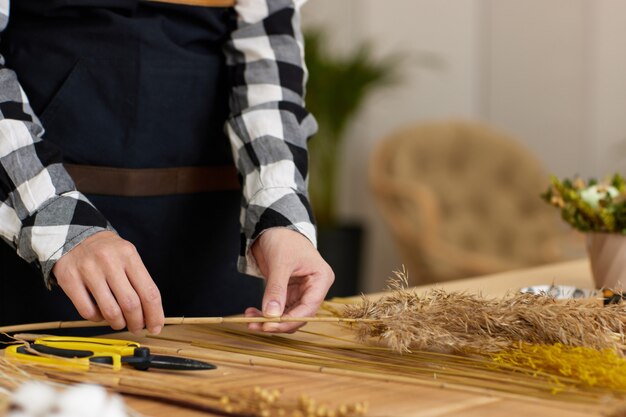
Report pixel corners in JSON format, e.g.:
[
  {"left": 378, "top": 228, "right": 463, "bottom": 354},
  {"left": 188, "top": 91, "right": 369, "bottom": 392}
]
[{"left": 51, "top": 231, "right": 164, "bottom": 335}]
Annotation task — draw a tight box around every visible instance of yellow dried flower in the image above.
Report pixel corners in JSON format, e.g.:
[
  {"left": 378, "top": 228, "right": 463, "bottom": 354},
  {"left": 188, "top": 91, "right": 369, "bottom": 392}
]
[
  {"left": 550, "top": 195, "right": 565, "bottom": 208},
  {"left": 492, "top": 343, "right": 626, "bottom": 392}
]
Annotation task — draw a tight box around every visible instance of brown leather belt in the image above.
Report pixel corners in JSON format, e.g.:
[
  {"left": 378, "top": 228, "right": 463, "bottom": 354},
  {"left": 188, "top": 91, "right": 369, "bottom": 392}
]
[
  {"left": 64, "top": 164, "right": 240, "bottom": 197},
  {"left": 145, "top": 0, "right": 235, "bottom": 7}
]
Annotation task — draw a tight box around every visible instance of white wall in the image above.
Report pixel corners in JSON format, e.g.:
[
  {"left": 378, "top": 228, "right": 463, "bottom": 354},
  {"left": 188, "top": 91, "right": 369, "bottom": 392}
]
[
  {"left": 301, "top": 0, "right": 626, "bottom": 291},
  {"left": 485, "top": 0, "right": 626, "bottom": 179},
  {"left": 484, "top": 0, "right": 590, "bottom": 177},
  {"left": 589, "top": 1, "right": 626, "bottom": 176}
]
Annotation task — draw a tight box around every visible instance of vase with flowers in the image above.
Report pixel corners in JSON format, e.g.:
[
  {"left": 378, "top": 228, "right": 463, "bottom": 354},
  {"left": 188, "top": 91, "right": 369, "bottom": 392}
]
[{"left": 542, "top": 174, "right": 626, "bottom": 289}]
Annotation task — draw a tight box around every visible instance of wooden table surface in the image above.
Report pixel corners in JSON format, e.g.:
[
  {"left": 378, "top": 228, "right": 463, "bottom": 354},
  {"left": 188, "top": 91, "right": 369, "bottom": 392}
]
[{"left": 110, "top": 258, "right": 623, "bottom": 417}]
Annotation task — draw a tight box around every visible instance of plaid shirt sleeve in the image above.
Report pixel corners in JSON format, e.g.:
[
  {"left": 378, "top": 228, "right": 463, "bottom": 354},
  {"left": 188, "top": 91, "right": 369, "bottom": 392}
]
[
  {"left": 0, "top": 1, "right": 114, "bottom": 287},
  {"left": 224, "top": 0, "right": 318, "bottom": 277}
]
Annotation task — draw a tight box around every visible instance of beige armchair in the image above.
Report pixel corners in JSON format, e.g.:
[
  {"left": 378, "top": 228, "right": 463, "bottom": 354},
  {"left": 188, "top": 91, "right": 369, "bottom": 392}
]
[{"left": 370, "top": 120, "right": 566, "bottom": 284}]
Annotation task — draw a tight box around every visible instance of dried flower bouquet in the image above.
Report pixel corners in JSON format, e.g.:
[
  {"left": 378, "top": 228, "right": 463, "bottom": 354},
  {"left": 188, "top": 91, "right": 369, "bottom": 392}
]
[
  {"left": 542, "top": 174, "right": 626, "bottom": 234},
  {"left": 542, "top": 174, "right": 626, "bottom": 288}
]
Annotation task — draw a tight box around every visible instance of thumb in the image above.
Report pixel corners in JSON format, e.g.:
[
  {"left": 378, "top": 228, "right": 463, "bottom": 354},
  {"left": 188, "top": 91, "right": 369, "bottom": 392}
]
[{"left": 262, "top": 266, "right": 291, "bottom": 318}]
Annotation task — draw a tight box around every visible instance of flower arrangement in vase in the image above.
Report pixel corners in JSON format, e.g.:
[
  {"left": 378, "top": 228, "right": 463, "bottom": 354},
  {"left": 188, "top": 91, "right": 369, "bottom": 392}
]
[{"left": 542, "top": 174, "right": 626, "bottom": 289}]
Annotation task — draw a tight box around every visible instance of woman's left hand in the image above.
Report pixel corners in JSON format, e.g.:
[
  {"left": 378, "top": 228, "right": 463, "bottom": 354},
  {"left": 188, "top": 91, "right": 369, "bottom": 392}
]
[{"left": 247, "top": 228, "right": 335, "bottom": 333}]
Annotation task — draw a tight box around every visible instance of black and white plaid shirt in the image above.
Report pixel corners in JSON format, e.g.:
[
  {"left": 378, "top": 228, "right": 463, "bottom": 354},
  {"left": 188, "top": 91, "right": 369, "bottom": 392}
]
[{"left": 0, "top": 0, "right": 317, "bottom": 287}]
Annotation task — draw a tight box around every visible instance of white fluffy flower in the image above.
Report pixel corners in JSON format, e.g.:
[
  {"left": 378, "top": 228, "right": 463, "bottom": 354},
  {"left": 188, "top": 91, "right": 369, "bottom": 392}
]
[
  {"left": 56, "top": 384, "right": 107, "bottom": 417},
  {"left": 99, "top": 394, "right": 128, "bottom": 417},
  {"left": 10, "top": 382, "right": 57, "bottom": 416},
  {"left": 580, "top": 185, "right": 619, "bottom": 208},
  {"left": 9, "top": 382, "right": 129, "bottom": 417}
]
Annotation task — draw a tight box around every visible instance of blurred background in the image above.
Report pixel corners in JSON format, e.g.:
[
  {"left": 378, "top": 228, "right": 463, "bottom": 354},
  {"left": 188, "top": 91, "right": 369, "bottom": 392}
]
[{"left": 300, "top": 0, "right": 626, "bottom": 294}]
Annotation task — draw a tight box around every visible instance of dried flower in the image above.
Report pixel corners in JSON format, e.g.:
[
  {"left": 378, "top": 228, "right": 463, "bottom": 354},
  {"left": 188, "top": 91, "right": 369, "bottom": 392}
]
[
  {"left": 541, "top": 174, "right": 626, "bottom": 233},
  {"left": 343, "top": 270, "right": 626, "bottom": 354}
]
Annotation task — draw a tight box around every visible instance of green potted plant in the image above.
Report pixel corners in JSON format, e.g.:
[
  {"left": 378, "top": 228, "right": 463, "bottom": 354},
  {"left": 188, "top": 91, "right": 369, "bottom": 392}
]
[
  {"left": 542, "top": 174, "right": 626, "bottom": 289},
  {"left": 304, "top": 31, "right": 399, "bottom": 296}
]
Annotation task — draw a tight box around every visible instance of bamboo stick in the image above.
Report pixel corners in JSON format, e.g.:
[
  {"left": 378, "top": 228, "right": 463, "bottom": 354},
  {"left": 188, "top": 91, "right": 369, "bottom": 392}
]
[
  {"left": 144, "top": 344, "right": 605, "bottom": 411},
  {"left": 0, "top": 316, "right": 378, "bottom": 334}
]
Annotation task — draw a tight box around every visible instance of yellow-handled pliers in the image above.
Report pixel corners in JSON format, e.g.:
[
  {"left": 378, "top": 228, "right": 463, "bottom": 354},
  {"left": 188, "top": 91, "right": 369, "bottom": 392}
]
[{"left": 5, "top": 336, "right": 215, "bottom": 372}]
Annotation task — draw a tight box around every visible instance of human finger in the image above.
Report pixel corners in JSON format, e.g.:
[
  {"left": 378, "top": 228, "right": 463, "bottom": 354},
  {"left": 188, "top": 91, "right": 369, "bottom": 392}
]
[
  {"left": 107, "top": 271, "right": 145, "bottom": 335},
  {"left": 244, "top": 307, "right": 263, "bottom": 331},
  {"left": 126, "top": 255, "right": 163, "bottom": 334},
  {"left": 261, "top": 265, "right": 292, "bottom": 332},
  {"left": 57, "top": 274, "right": 104, "bottom": 322},
  {"left": 265, "top": 301, "right": 319, "bottom": 334},
  {"left": 260, "top": 296, "right": 321, "bottom": 334},
  {"left": 84, "top": 273, "right": 126, "bottom": 330},
  {"left": 263, "top": 268, "right": 334, "bottom": 333}
]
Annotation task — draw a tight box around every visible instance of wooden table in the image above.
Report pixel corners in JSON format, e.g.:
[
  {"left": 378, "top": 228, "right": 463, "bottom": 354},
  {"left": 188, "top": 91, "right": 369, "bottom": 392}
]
[
  {"left": 113, "top": 258, "right": 620, "bottom": 417},
  {"left": 404, "top": 258, "right": 593, "bottom": 298}
]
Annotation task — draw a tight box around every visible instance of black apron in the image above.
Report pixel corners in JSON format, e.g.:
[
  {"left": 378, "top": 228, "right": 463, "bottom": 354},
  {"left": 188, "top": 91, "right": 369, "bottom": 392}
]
[{"left": 0, "top": 0, "right": 263, "bottom": 327}]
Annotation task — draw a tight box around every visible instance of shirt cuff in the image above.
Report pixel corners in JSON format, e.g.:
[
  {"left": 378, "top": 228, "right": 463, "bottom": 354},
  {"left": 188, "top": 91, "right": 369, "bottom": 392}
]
[
  {"left": 238, "top": 187, "right": 317, "bottom": 277},
  {"left": 16, "top": 191, "right": 115, "bottom": 288}
]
